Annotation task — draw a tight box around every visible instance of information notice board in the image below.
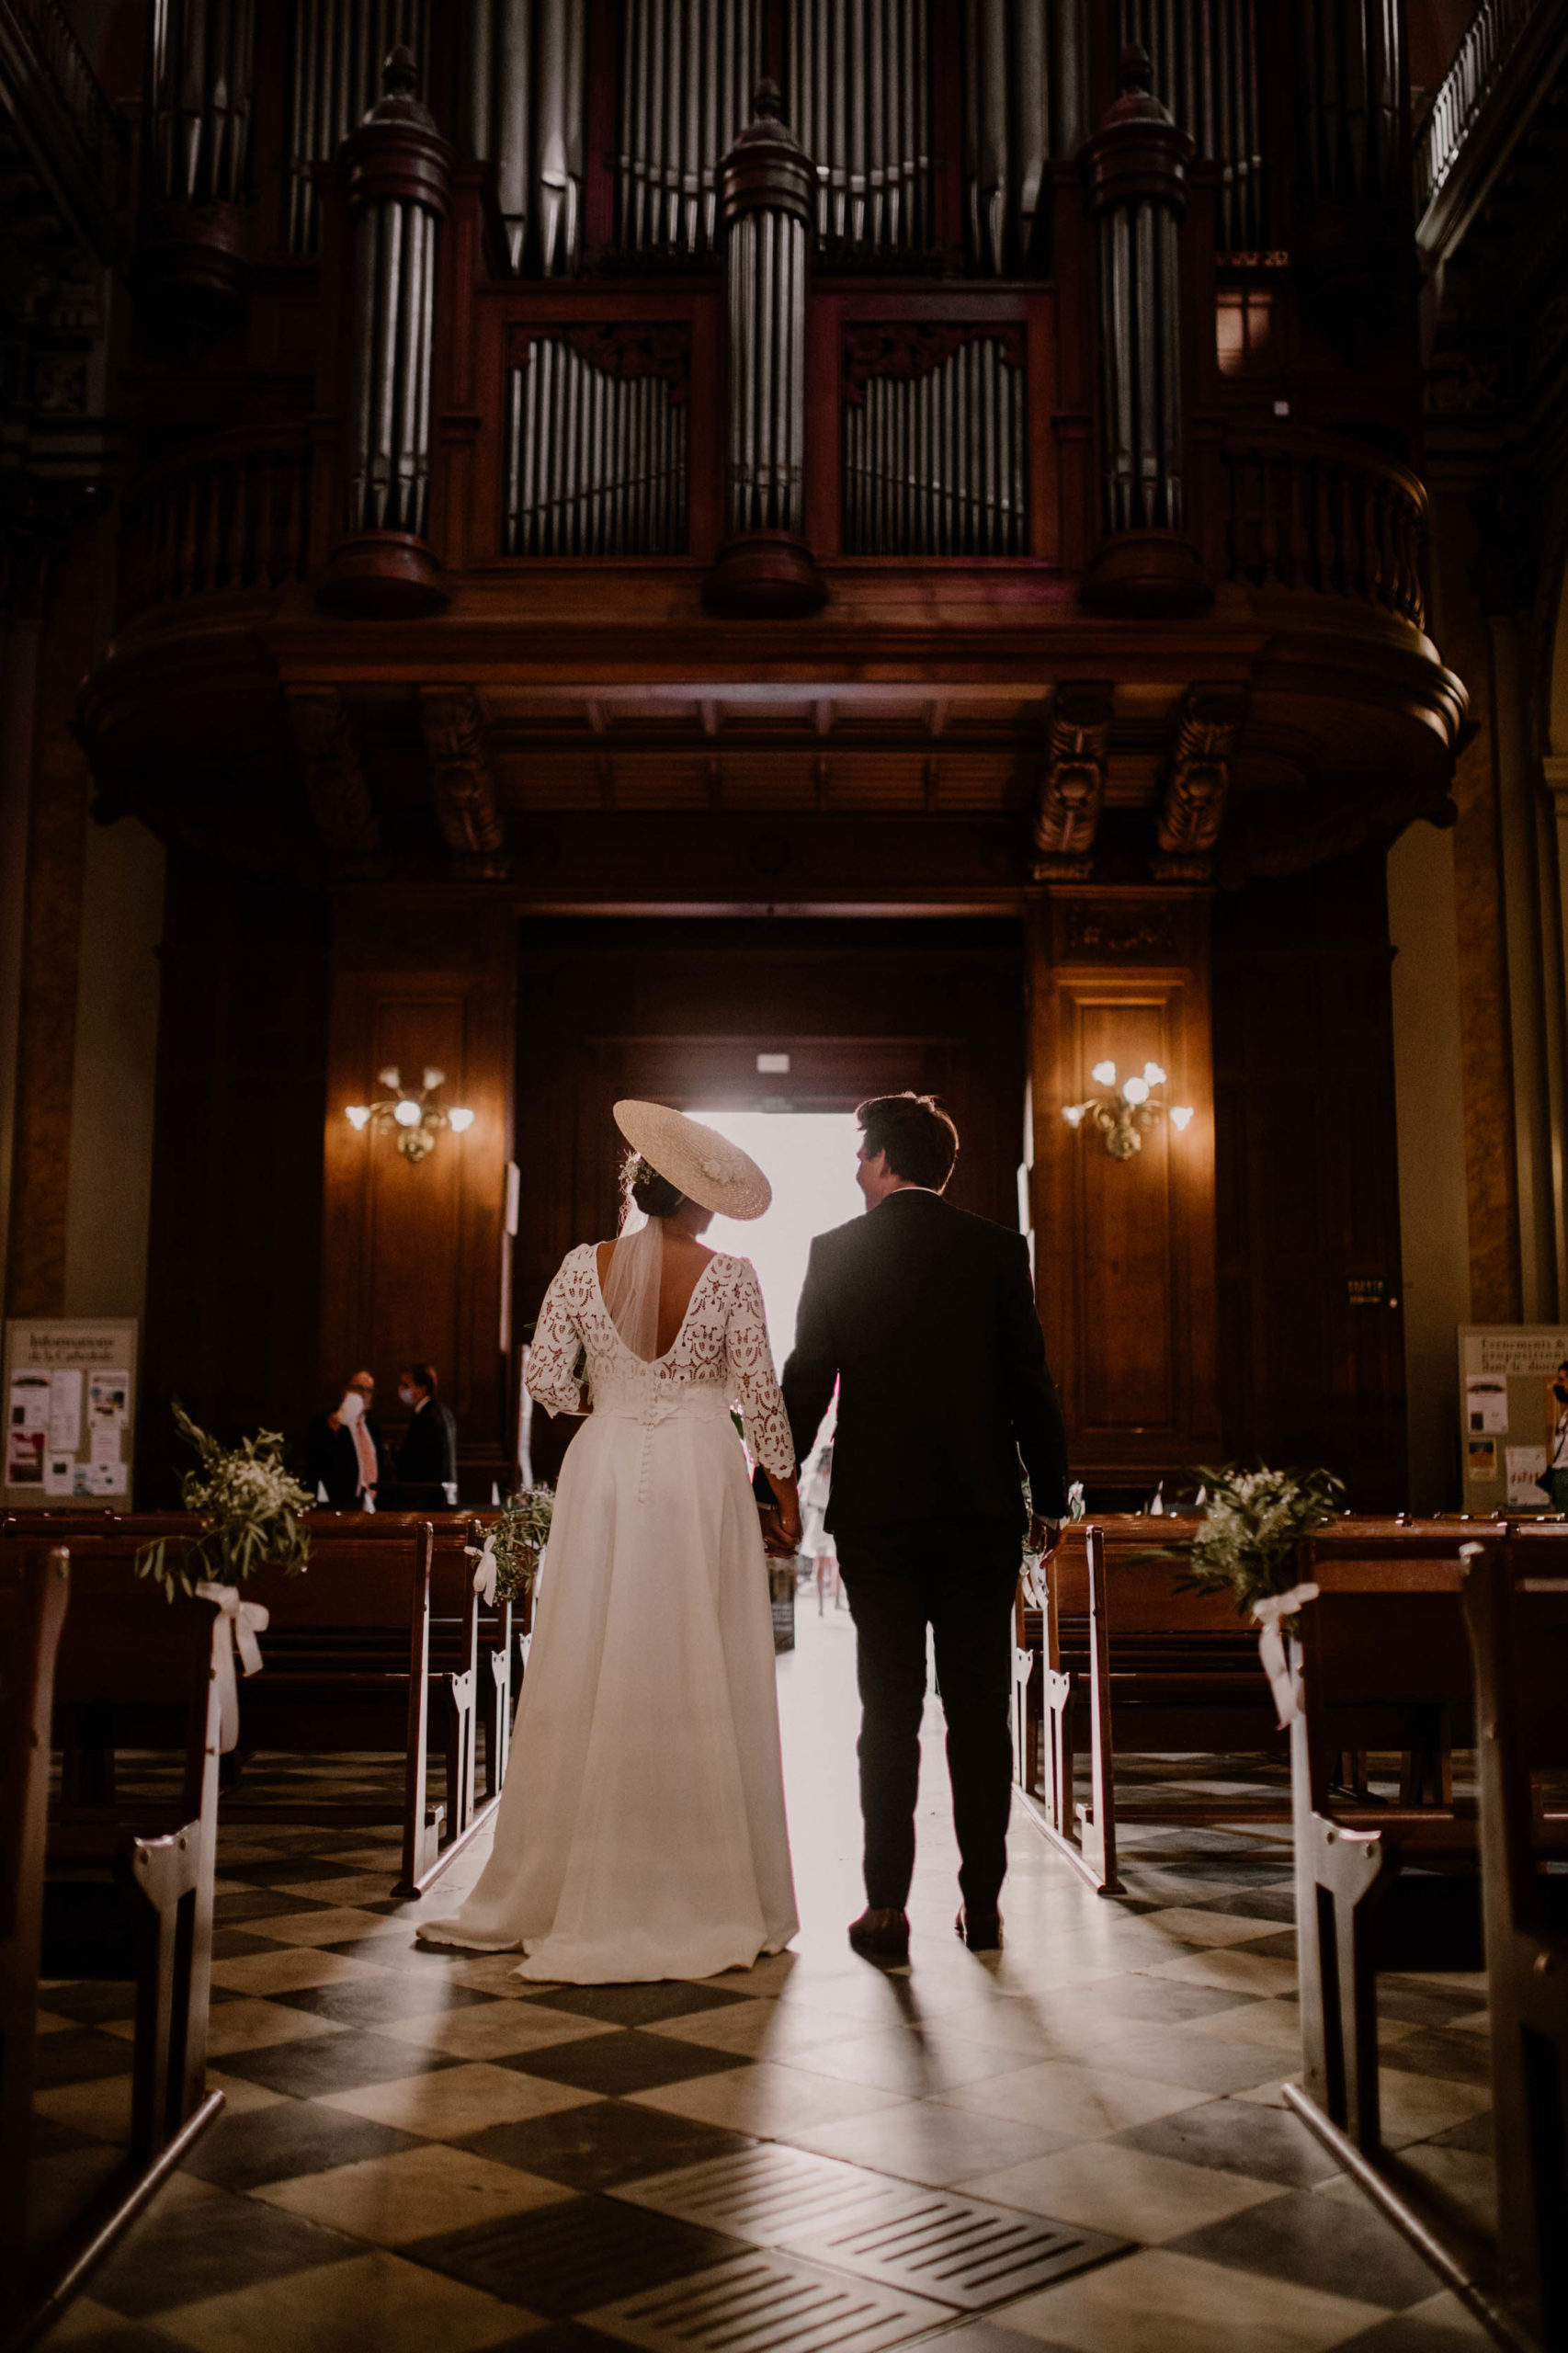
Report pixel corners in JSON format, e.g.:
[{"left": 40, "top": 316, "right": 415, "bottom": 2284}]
[
  {"left": 1458, "top": 1324, "right": 1568, "bottom": 1516},
  {"left": 3, "top": 1318, "right": 138, "bottom": 1510}
]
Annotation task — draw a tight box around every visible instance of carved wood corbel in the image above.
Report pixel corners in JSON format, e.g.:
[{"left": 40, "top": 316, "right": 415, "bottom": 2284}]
[
  {"left": 284, "top": 687, "right": 382, "bottom": 871},
  {"left": 1153, "top": 688, "right": 1247, "bottom": 881},
  {"left": 1032, "top": 686, "right": 1113, "bottom": 881},
  {"left": 419, "top": 687, "right": 510, "bottom": 880}
]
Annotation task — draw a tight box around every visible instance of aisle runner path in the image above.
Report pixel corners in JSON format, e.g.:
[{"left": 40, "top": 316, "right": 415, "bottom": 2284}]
[{"left": 36, "top": 1606, "right": 1493, "bottom": 2353}]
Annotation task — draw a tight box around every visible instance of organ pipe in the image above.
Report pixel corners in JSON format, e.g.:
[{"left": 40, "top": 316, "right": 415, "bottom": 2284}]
[
  {"left": 844, "top": 341, "right": 1026, "bottom": 555},
  {"left": 619, "top": 0, "right": 764, "bottom": 258},
  {"left": 287, "top": 0, "right": 430, "bottom": 254},
  {"left": 706, "top": 81, "right": 824, "bottom": 617},
  {"left": 505, "top": 343, "right": 688, "bottom": 554},
  {"left": 146, "top": 0, "right": 256, "bottom": 205},
  {"left": 788, "top": 0, "right": 930, "bottom": 254},
  {"left": 1119, "top": 0, "right": 1267, "bottom": 251},
  {"left": 1294, "top": 0, "right": 1402, "bottom": 206},
  {"left": 318, "top": 45, "right": 451, "bottom": 617},
  {"left": 460, "top": 0, "right": 584, "bottom": 273},
  {"left": 1082, "top": 46, "right": 1210, "bottom": 616},
  {"left": 962, "top": 0, "right": 1090, "bottom": 272}
]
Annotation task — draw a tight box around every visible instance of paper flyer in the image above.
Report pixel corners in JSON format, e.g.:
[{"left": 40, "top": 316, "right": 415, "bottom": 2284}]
[
  {"left": 49, "top": 1367, "right": 83, "bottom": 1451},
  {"left": 90, "top": 1421, "right": 121, "bottom": 1470},
  {"left": 1466, "top": 1438, "right": 1497, "bottom": 1482},
  {"left": 44, "top": 1454, "right": 74, "bottom": 1495},
  {"left": 89, "top": 1370, "right": 130, "bottom": 1427},
  {"left": 1506, "top": 1445, "right": 1548, "bottom": 1508},
  {"left": 1464, "top": 1375, "right": 1508, "bottom": 1435}
]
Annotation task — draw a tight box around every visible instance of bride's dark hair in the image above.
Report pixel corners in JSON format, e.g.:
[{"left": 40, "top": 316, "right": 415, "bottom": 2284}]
[{"left": 620, "top": 1148, "right": 684, "bottom": 1222}]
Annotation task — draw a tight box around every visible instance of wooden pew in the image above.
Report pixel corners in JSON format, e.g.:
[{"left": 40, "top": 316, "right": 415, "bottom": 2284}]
[
  {"left": 2, "top": 1514, "right": 510, "bottom": 1899},
  {"left": 8, "top": 1558, "right": 229, "bottom": 2349},
  {"left": 1, "top": 1549, "right": 71, "bottom": 2263},
  {"left": 1460, "top": 1534, "right": 1568, "bottom": 2353},
  {"left": 1017, "top": 1518, "right": 1494, "bottom": 1898}
]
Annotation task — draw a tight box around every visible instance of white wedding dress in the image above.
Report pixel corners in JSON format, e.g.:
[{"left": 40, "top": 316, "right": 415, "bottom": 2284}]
[{"left": 422, "top": 1240, "right": 800, "bottom": 1983}]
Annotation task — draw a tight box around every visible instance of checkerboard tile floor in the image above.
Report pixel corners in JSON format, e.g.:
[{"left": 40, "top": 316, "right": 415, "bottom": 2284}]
[{"left": 34, "top": 1609, "right": 1496, "bottom": 2353}]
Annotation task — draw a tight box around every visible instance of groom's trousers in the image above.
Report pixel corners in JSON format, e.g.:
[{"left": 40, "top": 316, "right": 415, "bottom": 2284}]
[{"left": 835, "top": 1518, "right": 1019, "bottom": 1918}]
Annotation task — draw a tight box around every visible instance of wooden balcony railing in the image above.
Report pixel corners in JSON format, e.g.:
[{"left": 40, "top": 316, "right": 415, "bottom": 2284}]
[
  {"left": 1415, "top": 0, "right": 1538, "bottom": 216},
  {"left": 1220, "top": 428, "right": 1427, "bottom": 631},
  {"left": 119, "top": 428, "right": 313, "bottom": 623}
]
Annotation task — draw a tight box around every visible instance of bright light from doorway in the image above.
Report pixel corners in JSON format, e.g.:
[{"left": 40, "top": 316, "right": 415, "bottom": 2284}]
[{"left": 694, "top": 1109, "right": 865, "bottom": 1356}]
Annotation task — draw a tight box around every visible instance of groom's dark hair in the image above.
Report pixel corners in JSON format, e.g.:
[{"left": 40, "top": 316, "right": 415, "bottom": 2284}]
[{"left": 857, "top": 1093, "right": 960, "bottom": 1190}]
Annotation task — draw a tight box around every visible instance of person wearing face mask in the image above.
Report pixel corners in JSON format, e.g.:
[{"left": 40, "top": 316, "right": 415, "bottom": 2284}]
[
  {"left": 303, "top": 1369, "right": 385, "bottom": 1508},
  {"left": 392, "top": 1362, "right": 459, "bottom": 1507}
]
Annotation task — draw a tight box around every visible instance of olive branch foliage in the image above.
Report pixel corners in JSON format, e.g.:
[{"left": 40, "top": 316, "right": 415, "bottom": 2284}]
[{"left": 134, "top": 1403, "right": 313, "bottom": 1601}]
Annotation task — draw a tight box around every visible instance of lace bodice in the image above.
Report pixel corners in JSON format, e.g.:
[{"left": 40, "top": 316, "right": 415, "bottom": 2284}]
[{"left": 526, "top": 1243, "right": 796, "bottom": 1482}]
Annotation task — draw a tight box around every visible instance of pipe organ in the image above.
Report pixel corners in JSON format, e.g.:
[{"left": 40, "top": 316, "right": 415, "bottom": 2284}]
[
  {"left": 619, "top": 0, "right": 766, "bottom": 258},
  {"left": 962, "top": 0, "right": 1088, "bottom": 272},
  {"left": 843, "top": 331, "right": 1027, "bottom": 555},
  {"left": 461, "top": 0, "right": 585, "bottom": 273},
  {"left": 146, "top": 0, "right": 256, "bottom": 206},
  {"left": 787, "top": 0, "right": 931, "bottom": 256},
  {"left": 287, "top": 0, "right": 430, "bottom": 253},
  {"left": 1119, "top": 0, "right": 1268, "bottom": 251},
  {"left": 505, "top": 336, "right": 689, "bottom": 554}
]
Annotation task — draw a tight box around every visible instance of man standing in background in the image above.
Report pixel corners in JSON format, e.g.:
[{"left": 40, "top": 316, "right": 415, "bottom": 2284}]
[
  {"left": 304, "top": 1369, "right": 383, "bottom": 1508},
  {"left": 395, "top": 1362, "right": 459, "bottom": 1506}
]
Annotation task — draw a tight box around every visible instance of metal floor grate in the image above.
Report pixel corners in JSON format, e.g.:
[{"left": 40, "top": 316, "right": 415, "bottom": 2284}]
[
  {"left": 612, "top": 2144, "right": 912, "bottom": 2243},
  {"left": 585, "top": 2250, "right": 951, "bottom": 2353},
  {"left": 789, "top": 2194, "right": 1125, "bottom": 2310},
  {"left": 610, "top": 2143, "right": 1127, "bottom": 2313}
]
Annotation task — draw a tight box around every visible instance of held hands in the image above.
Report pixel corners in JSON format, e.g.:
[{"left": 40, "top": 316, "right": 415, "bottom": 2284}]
[{"left": 757, "top": 1471, "right": 804, "bottom": 1559}]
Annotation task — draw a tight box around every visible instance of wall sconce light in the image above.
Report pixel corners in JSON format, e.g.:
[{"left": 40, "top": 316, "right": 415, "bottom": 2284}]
[
  {"left": 1062, "top": 1061, "right": 1193, "bottom": 1161},
  {"left": 345, "top": 1066, "right": 474, "bottom": 1163}
]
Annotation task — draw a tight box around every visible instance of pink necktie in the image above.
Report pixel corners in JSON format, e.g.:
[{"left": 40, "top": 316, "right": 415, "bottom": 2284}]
[{"left": 350, "top": 1416, "right": 377, "bottom": 1498}]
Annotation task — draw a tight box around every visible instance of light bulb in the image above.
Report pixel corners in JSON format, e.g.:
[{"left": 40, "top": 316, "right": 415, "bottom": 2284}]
[
  {"left": 1062, "top": 1104, "right": 1085, "bottom": 1129},
  {"left": 377, "top": 1066, "right": 401, "bottom": 1092},
  {"left": 345, "top": 1105, "right": 371, "bottom": 1131},
  {"left": 423, "top": 1067, "right": 446, "bottom": 1094},
  {"left": 448, "top": 1107, "right": 475, "bottom": 1133},
  {"left": 1170, "top": 1105, "right": 1194, "bottom": 1131},
  {"left": 1122, "top": 1075, "right": 1150, "bottom": 1106},
  {"left": 1090, "top": 1060, "right": 1117, "bottom": 1086},
  {"left": 393, "top": 1098, "right": 422, "bottom": 1129},
  {"left": 1143, "top": 1062, "right": 1166, "bottom": 1087}
]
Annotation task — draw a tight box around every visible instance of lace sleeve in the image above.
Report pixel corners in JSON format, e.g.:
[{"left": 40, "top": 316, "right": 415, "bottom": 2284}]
[
  {"left": 526, "top": 1255, "right": 587, "bottom": 1418},
  {"left": 724, "top": 1258, "right": 796, "bottom": 1482}
]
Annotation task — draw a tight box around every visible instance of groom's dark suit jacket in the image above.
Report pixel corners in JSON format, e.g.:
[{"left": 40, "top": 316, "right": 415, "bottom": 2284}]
[{"left": 778, "top": 1188, "right": 1069, "bottom": 1534}]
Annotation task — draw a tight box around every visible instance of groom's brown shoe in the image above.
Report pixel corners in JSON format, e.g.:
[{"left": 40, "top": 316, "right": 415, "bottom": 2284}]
[
  {"left": 956, "top": 1907, "right": 1003, "bottom": 1951},
  {"left": 848, "top": 1906, "right": 910, "bottom": 1963}
]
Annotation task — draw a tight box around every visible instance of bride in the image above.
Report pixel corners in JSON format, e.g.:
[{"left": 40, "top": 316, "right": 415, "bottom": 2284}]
[{"left": 422, "top": 1100, "right": 803, "bottom": 1983}]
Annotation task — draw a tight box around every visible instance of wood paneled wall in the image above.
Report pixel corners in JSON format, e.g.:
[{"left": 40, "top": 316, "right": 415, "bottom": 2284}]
[
  {"left": 320, "top": 893, "right": 516, "bottom": 1489},
  {"left": 1028, "top": 890, "right": 1221, "bottom": 1491},
  {"left": 139, "top": 854, "right": 330, "bottom": 1501},
  {"left": 1212, "top": 850, "right": 1407, "bottom": 1509}
]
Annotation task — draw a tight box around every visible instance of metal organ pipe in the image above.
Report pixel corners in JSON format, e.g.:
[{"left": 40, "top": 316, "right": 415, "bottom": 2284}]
[
  {"left": 146, "top": 0, "right": 256, "bottom": 205},
  {"left": 790, "top": 0, "right": 930, "bottom": 254},
  {"left": 287, "top": 0, "right": 430, "bottom": 253},
  {"left": 317, "top": 43, "right": 451, "bottom": 615},
  {"left": 705, "top": 82, "right": 824, "bottom": 617},
  {"left": 1119, "top": 0, "right": 1266, "bottom": 251},
  {"left": 844, "top": 341, "right": 1025, "bottom": 556},
  {"left": 961, "top": 0, "right": 1089, "bottom": 271},
  {"left": 460, "top": 0, "right": 584, "bottom": 272},
  {"left": 619, "top": 0, "right": 763, "bottom": 258},
  {"left": 504, "top": 342, "right": 688, "bottom": 554}
]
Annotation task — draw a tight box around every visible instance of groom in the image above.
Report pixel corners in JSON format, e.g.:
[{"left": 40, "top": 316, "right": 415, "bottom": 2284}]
[{"left": 767, "top": 1092, "right": 1069, "bottom": 1961}]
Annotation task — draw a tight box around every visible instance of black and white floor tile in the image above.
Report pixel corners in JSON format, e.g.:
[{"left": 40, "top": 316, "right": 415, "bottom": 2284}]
[{"left": 33, "top": 1611, "right": 1494, "bottom": 2353}]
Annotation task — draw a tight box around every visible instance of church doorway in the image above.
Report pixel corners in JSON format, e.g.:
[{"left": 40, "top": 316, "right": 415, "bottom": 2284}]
[{"left": 515, "top": 915, "right": 1028, "bottom": 1481}]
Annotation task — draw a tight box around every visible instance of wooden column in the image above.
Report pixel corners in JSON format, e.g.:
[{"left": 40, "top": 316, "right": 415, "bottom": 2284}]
[
  {"left": 1028, "top": 887, "right": 1220, "bottom": 1491},
  {"left": 319, "top": 892, "right": 515, "bottom": 1492}
]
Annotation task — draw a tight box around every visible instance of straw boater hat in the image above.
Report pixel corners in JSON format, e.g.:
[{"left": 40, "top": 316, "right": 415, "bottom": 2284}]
[{"left": 613, "top": 1100, "right": 772, "bottom": 1221}]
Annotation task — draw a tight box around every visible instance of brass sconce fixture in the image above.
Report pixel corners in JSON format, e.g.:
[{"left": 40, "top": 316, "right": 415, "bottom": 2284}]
[
  {"left": 345, "top": 1066, "right": 474, "bottom": 1163},
  {"left": 1062, "top": 1061, "right": 1193, "bottom": 1161}
]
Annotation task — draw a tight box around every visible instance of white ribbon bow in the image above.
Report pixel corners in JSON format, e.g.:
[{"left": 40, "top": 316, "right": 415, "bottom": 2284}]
[
  {"left": 467, "top": 1536, "right": 499, "bottom": 1607},
  {"left": 194, "top": 1582, "right": 270, "bottom": 1754},
  {"left": 1252, "top": 1582, "right": 1320, "bottom": 1728}
]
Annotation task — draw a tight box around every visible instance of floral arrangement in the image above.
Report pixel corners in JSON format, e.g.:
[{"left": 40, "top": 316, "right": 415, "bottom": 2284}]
[
  {"left": 135, "top": 1404, "right": 313, "bottom": 1601},
  {"left": 468, "top": 1483, "right": 555, "bottom": 1605},
  {"left": 1175, "top": 1462, "right": 1345, "bottom": 1620}
]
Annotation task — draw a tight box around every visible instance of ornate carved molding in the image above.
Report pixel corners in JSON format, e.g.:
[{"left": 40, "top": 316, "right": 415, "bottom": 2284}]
[
  {"left": 1057, "top": 901, "right": 1182, "bottom": 961},
  {"left": 420, "top": 687, "right": 510, "bottom": 881},
  {"left": 517, "top": 324, "right": 691, "bottom": 403},
  {"left": 1032, "top": 686, "right": 1113, "bottom": 881},
  {"left": 1153, "top": 688, "right": 1247, "bottom": 881},
  {"left": 284, "top": 688, "right": 381, "bottom": 870},
  {"left": 843, "top": 321, "right": 1026, "bottom": 404}
]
